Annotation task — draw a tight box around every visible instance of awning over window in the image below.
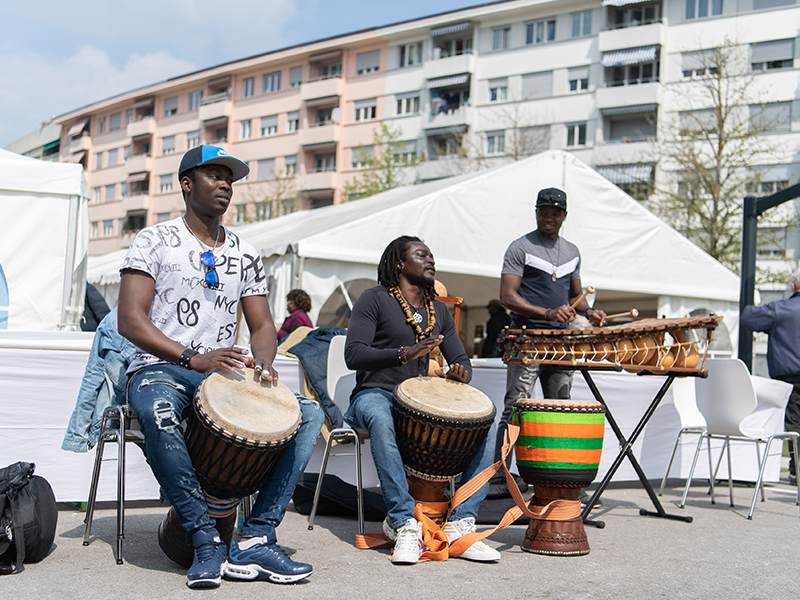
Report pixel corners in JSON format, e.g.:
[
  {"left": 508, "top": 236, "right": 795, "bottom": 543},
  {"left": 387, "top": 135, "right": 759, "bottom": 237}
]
[
  {"left": 305, "top": 95, "right": 340, "bottom": 107},
  {"left": 207, "top": 75, "right": 231, "bottom": 87},
  {"left": 602, "top": 45, "right": 658, "bottom": 67},
  {"left": 42, "top": 140, "right": 60, "bottom": 151},
  {"left": 203, "top": 116, "right": 229, "bottom": 127},
  {"left": 125, "top": 172, "right": 149, "bottom": 183},
  {"left": 425, "top": 125, "right": 468, "bottom": 137},
  {"left": 430, "top": 21, "right": 471, "bottom": 37},
  {"left": 601, "top": 103, "right": 658, "bottom": 116},
  {"left": 132, "top": 97, "right": 154, "bottom": 109},
  {"left": 67, "top": 150, "right": 86, "bottom": 163},
  {"left": 67, "top": 117, "right": 89, "bottom": 138},
  {"left": 596, "top": 164, "right": 653, "bottom": 184},
  {"left": 602, "top": 0, "right": 649, "bottom": 6},
  {"left": 309, "top": 50, "right": 342, "bottom": 63},
  {"left": 427, "top": 74, "right": 469, "bottom": 89}
]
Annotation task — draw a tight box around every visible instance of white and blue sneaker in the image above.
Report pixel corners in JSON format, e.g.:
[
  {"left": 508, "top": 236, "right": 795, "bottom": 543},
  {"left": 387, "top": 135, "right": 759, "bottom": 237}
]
[
  {"left": 186, "top": 529, "right": 227, "bottom": 589},
  {"left": 391, "top": 518, "right": 423, "bottom": 564},
  {"left": 224, "top": 532, "right": 312, "bottom": 584}
]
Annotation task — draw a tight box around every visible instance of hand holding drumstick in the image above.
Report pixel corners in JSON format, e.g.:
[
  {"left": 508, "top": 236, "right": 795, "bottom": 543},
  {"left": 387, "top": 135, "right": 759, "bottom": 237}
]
[{"left": 547, "top": 286, "right": 606, "bottom": 326}]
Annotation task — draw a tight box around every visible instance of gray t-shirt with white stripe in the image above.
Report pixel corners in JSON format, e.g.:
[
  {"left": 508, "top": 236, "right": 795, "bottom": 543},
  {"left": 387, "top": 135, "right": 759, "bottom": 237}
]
[{"left": 501, "top": 231, "right": 581, "bottom": 329}]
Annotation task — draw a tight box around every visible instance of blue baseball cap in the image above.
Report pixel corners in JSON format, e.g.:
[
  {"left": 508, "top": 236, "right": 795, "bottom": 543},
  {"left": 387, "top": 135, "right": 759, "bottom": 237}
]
[{"left": 178, "top": 145, "right": 250, "bottom": 182}]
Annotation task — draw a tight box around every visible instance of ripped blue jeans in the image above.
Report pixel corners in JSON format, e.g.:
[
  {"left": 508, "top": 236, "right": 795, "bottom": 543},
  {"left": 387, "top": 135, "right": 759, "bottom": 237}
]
[{"left": 128, "top": 364, "right": 323, "bottom": 541}]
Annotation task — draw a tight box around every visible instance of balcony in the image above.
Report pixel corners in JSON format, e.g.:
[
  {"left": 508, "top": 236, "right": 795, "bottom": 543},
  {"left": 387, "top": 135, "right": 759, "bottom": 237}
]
[
  {"left": 121, "top": 193, "right": 151, "bottom": 212},
  {"left": 69, "top": 134, "right": 91, "bottom": 153},
  {"left": 424, "top": 106, "right": 473, "bottom": 131},
  {"left": 298, "top": 122, "right": 341, "bottom": 147},
  {"left": 301, "top": 170, "right": 338, "bottom": 192},
  {"left": 423, "top": 53, "right": 476, "bottom": 81},
  {"left": 125, "top": 153, "right": 153, "bottom": 174},
  {"left": 593, "top": 141, "right": 654, "bottom": 166},
  {"left": 417, "top": 157, "right": 467, "bottom": 181},
  {"left": 598, "top": 22, "right": 665, "bottom": 53},
  {"left": 301, "top": 76, "right": 344, "bottom": 102},
  {"left": 199, "top": 93, "right": 233, "bottom": 122},
  {"left": 596, "top": 81, "right": 662, "bottom": 112},
  {"left": 126, "top": 116, "right": 156, "bottom": 139}
]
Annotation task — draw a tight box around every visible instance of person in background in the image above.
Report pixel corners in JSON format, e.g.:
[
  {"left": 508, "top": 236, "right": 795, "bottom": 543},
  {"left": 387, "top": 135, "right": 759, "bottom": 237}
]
[
  {"left": 482, "top": 299, "right": 511, "bottom": 358},
  {"left": 277, "top": 289, "right": 313, "bottom": 342},
  {"left": 81, "top": 283, "right": 111, "bottom": 332}
]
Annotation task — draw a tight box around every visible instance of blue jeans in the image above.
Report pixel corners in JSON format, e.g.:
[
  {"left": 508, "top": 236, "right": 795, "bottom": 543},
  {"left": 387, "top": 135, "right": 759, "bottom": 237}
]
[
  {"left": 128, "top": 364, "right": 323, "bottom": 541},
  {"left": 344, "top": 387, "right": 496, "bottom": 530}
]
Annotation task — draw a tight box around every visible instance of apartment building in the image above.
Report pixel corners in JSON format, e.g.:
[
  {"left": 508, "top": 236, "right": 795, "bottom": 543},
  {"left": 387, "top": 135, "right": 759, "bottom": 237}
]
[{"left": 48, "top": 0, "right": 800, "bottom": 256}]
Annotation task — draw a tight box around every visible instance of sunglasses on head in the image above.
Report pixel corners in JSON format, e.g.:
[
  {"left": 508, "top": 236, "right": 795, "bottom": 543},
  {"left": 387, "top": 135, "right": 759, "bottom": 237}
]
[{"left": 200, "top": 251, "right": 219, "bottom": 287}]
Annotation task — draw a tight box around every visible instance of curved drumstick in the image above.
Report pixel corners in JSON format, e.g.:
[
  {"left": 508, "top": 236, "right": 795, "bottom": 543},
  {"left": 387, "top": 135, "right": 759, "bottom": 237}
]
[
  {"left": 568, "top": 286, "right": 595, "bottom": 313},
  {"left": 605, "top": 308, "right": 639, "bottom": 321}
]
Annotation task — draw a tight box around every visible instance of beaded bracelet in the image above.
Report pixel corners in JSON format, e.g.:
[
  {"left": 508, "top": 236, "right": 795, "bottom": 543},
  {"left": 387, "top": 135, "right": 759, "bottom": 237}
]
[
  {"left": 398, "top": 346, "right": 409, "bottom": 365},
  {"left": 545, "top": 308, "right": 553, "bottom": 321}
]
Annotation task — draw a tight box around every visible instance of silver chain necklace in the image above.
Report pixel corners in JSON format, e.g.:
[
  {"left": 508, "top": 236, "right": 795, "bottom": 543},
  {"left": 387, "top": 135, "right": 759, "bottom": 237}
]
[
  {"left": 536, "top": 232, "right": 561, "bottom": 283},
  {"left": 183, "top": 216, "right": 221, "bottom": 260}
]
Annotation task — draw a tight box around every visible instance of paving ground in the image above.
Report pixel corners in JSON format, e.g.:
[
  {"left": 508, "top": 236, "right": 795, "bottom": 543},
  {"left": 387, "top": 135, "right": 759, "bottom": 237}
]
[{"left": 2, "top": 478, "right": 800, "bottom": 600}]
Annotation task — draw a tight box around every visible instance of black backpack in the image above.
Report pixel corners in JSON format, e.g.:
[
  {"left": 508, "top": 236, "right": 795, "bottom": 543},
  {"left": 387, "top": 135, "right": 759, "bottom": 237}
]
[{"left": 0, "top": 462, "right": 58, "bottom": 574}]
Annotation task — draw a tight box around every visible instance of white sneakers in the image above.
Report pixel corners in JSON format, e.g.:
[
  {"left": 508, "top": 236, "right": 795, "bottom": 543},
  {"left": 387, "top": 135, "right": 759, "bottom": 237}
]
[
  {"left": 443, "top": 517, "right": 501, "bottom": 562},
  {"left": 391, "top": 518, "right": 423, "bottom": 564}
]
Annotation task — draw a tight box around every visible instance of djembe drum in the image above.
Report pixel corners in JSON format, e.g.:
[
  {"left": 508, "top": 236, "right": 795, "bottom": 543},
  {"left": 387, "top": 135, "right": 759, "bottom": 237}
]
[
  {"left": 513, "top": 398, "right": 605, "bottom": 556},
  {"left": 392, "top": 377, "right": 496, "bottom": 523},
  {"left": 159, "top": 367, "right": 301, "bottom": 565}
]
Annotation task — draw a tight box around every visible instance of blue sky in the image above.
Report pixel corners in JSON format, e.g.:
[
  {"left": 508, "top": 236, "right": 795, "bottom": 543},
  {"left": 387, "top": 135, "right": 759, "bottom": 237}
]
[{"left": 1, "top": 0, "right": 492, "bottom": 147}]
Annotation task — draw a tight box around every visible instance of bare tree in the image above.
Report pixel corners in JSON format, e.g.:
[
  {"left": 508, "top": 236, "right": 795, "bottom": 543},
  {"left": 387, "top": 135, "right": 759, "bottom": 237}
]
[{"left": 233, "top": 167, "right": 299, "bottom": 224}]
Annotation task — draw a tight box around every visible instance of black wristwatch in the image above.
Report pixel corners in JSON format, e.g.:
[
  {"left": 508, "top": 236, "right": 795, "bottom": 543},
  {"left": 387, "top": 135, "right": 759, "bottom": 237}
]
[{"left": 179, "top": 348, "right": 198, "bottom": 370}]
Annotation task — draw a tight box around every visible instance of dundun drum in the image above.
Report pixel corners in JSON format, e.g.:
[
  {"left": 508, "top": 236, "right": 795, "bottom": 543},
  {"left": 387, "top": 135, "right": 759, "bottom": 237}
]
[
  {"left": 392, "top": 377, "right": 496, "bottom": 515},
  {"left": 184, "top": 367, "right": 301, "bottom": 498},
  {"left": 513, "top": 398, "right": 605, "bottom": 556}
]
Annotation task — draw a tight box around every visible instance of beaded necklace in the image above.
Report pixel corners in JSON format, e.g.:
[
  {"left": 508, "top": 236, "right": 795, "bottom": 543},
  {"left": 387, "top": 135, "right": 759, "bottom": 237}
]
[{"left": 388, "top": 285, "right": 436, "bottom": 342}]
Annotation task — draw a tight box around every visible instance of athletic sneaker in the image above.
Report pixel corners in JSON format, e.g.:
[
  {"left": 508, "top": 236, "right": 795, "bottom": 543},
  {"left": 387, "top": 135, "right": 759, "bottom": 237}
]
[
  {"left": 186, "top": 529, "right": 227, "bottom": 589},
  {"left": 443, "top": 517, "right": 501, "bottom": 562},
  {"left": 224, "top": 535, "right": 312, "bottom": 584},
  {"left": 391, "top": 518, "right": 423, "bottom": 564}
]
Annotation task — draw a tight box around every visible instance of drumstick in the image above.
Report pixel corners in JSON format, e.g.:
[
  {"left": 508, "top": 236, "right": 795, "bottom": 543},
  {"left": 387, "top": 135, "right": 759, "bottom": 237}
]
[
  {"left": 605, "top": 309, "right": 639, "bottom": 321},
  {"left": 568, "top": 286, "right": 595, "bottom": 313}
]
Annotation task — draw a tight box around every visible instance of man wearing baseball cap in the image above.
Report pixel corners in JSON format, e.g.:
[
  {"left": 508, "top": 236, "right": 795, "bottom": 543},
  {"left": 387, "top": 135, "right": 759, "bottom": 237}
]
[
  {"left": 493, "top": 188, "right": 606, "bottom": 473},
  {"left": 118, "top": 145, "right": 323, "bottom": 588}
]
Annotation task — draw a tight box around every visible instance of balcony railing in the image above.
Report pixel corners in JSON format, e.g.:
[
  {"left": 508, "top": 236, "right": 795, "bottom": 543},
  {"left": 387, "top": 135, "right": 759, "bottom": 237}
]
[{"left": 201, "top": 91, "right": 231, "bottom": 105}]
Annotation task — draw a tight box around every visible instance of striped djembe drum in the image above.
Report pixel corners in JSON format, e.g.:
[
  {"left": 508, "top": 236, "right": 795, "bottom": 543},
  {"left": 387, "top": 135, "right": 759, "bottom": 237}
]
[{"left": 512, "top": 398, "right": 605, "bottom": 556}]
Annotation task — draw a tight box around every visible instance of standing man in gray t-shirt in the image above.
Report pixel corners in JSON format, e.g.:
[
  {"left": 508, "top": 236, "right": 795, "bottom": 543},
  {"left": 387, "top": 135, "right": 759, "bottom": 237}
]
[{"left": 494, "top": 187, "right": 606, "bottom": 465}]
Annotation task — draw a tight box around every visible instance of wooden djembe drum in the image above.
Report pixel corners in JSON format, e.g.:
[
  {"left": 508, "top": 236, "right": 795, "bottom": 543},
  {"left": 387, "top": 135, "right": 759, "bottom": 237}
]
[{"left": 512, "top": 398, "right": 605, "bottom": 556}]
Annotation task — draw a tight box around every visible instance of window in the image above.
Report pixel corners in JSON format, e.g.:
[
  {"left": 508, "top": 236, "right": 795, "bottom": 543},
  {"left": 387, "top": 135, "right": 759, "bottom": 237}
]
[
  {"left": 261, "top": 115, "right": 278, "bottom": 136},
  {"left": 319, "top": 62, "right": 342, "bottom": 79},
  {"left": 351, "top": 145, "right": 374, "bottom": 169},
  {"left": 609, "top": 59, "right": 659, "bottom": 86},
  {"left": 613, "top": 2, "right": 661, "bottom": 28},
  {"left": 164, "top": 96, "right": 178, "bottom": 117},
  {"left": 157, "top": 212, "right": 171, "bottom": 223},
  {"left": 287, "top": 111, "right": 299, "bottom": 132},
  {"left": 751, "top": 39, "right": 795, "bottom": 71},
  {"left": 103, "top": 220, "right": 113, "bottom": 238},
  {"left": 186, "top": 130, "right": 200, "bottom": 149},
  {"left": 682, "top": 50, "right": 719, "bottom": 78},
  {"left": 396, "top": 95, "right": 420, "bottom": 115},
  {"left": 95, "top": 152, "right": 103, "bottom": 169},
  {"left": 399, "top": 42, "right": 423, "bottom": 67},
  {"left": 393, "top": 141, "right": 418, "bottom": 164},
  {"left": 281, "top": 198, "right": 295, "bottom": 215},
  {"left": 685, "top": 0, "right": 723, "bottom": 19},
  {"left": 526, "top": 19, "right": 556, "bottom": 45},
  {"left": 754, "top": 0, "right": 795, "bottom": 8},
  {"left": 120, "top": 182, "right": 128, "bottom": 198},
  {"left": 234, "top": 205, "right": 247, "bottom": 224},
  {"left": 492, "top": 26, "right": 511, "bottom": 51},
  {"left": 434, "top": 36, "right": 472, "bottom": 59},
  {"left": 93, "top": 187, "right": 101, "bottom": 204},
  {"left": 568, "top": 67, "right": 589, "bottom": 92},
  {"left": 162, "top": 135, "right": 175, "bottom": 154},
  {"left": 263, "top": 71, "right": 281, "bottom": 94},
  {"left": 566, "top": 122, "right": 587, "bottom": 147},
  {"left": 189, "top": 90, "right": 203, "bottom": 111},
  {"left": 258, "top": 158, "right": 275, "bottom": 179},
  {"left": 160, "top": 174, "right": 173, "bottom": 193},
  {"left": 98, "top": 117, "right": 106, "bottom": 135},
  {"left": 750, "top": 102, "right": 792, "bottom": 132},
  {"left": 284, "top": 155, "right": 297, "bottom": 176},
  {"left": 123, "top": 145, "right": 131, "bottom": 160},
  {"left": 354, "top": 98, "right": 377, "bottom": 122},
  {"left": 125, "top": 109, "right": 133, "bottom": 125},
  {"left": 289, "top": 66, "right": 303, "bottom": 88},
  {"left": 486, "top": 131, "right": 505, "bottom": 155},
  {"left": 109, "top": 112, "right": 121, "bottom": 131},
  {"left": 242, "top": 77, "right": 255, "bottom": 98},
  {"left": 609, "top": 114, "right": 657, "bottom": 142},
  {"left": 356, "top": 50, "right": 380, "bottom": 75},
  {"left": 107, "top": 148, "right": 118, "bottom": 166},
  {"left": 571, "top": 11, "right": 592, "bottom": 38},
  {"left": 240, "top": 120, "right": 252, "bottom": 140},
  {"left": 254, "top": 202, "right": 271, "bottom": 221},
  {"left": 522, "top": 71, "right": 553, "bottom": 99},
  {"left": 90, "top": 222, "right": 98, "bottom": 239},
  {"left": 314, "top": 153, "right": 336, "bottom": 172},
  {"left": 489, "top": 78, "right": 508, "bottom": 102},
  {"left": 519, "top": 125, "right": 551, "bottom": 152}
]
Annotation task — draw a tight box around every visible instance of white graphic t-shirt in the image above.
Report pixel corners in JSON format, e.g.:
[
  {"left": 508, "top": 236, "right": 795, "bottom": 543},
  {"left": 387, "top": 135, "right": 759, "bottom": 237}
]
[{"left": 121, "top": 217, "right": 268, "bottom": 373}]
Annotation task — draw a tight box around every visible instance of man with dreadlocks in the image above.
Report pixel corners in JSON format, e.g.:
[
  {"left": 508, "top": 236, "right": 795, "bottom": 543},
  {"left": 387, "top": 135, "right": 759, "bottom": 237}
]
[{"left": 344, "top": 236, "right": 499, "bottom": 565}]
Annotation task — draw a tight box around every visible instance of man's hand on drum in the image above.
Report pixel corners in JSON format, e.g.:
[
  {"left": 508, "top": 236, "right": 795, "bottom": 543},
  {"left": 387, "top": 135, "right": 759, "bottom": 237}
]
[
  {"left": 247, "top": 356, "right": 279, "bottom": 382},
  {"left": 406, "top": 335, "right": 444, "bottom": 361},
  {"left": 442, "top": 363, "right": 469, "bottom": 383}
]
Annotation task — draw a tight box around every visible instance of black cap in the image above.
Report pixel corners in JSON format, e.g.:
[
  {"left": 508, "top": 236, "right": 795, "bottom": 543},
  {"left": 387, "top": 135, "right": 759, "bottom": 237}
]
[
  {"left": 178, "top": 145, "right": 250, "bottom": 182},
  {"left": 536, "top": 187, "right": 567, "bottom": 210}
]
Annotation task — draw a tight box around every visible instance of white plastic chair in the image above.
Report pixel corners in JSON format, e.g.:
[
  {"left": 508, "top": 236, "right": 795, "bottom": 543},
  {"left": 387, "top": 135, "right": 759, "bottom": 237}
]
[
  {"left": 679, "top": 358, "right": 800, "bottom": 519},
  {"left": 659, "top": 377, "right": 706, "bottom": 495}
]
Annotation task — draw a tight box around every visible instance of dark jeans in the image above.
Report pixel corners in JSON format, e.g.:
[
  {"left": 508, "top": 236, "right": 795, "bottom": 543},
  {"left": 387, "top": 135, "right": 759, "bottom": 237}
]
[{"left": 786, "top": 385, "right": 800, "bottom": 475}]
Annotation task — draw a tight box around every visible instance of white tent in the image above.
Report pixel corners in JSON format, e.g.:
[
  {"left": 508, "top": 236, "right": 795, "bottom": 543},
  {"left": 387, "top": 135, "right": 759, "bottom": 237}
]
[
  {"left": 0, "top": 149, "right": 89, "bottom": 330},
  {"left": 88, "top": 151, "right": 741, "bottom": 347}
]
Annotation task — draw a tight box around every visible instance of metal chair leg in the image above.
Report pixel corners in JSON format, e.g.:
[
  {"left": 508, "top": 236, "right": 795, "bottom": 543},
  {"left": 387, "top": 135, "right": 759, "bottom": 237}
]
[
  {"left": 749, "top": 436, "right": 774, "bottom": 520},
  {"left": 354, "top": 433, "right": 364, "bottom": 535},
  {"left": 115, "top": 406, "right": 127, "bottom": 564},
  {"left": 660, "top": 427, "right": 705, "bottom": 496},
  {"left": 680, "top": 432, "right": 706, "bottom": 507},
  {"left": 308, "top": 431, "right": 340, "bottom": 531},
  {"left": 754, "top": 440, "right": 766, "bottom": 503},
  {"left": 83, "top": 412, "right": 113, "bottom": 545}
]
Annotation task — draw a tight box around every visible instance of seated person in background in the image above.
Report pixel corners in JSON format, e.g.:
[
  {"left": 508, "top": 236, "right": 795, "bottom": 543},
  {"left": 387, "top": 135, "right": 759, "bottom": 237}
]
[
  {"left": 344, "top": 235, "right": 499, "bottom": 565},
  {"left": 277, "top": 289, "right": 314, "bottom": 342}
]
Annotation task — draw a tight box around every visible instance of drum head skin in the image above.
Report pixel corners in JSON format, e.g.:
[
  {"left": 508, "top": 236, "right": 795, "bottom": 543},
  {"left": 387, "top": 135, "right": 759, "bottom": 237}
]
[
  {"left": 195, "top": 367, "right": 301, "bottom": 443},
  {"left": 394, "top": 376, "right": 495, "bottom": 419}
]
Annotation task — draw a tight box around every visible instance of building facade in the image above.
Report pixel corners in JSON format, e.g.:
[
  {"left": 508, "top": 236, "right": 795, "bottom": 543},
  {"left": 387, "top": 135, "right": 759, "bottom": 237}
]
[{"left": 45, "top": 0, "right": 800, "bottom": 257}]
